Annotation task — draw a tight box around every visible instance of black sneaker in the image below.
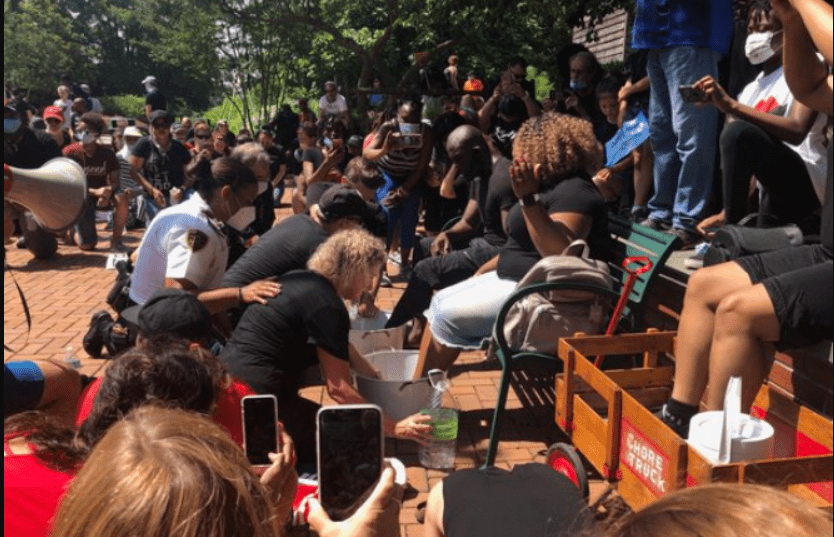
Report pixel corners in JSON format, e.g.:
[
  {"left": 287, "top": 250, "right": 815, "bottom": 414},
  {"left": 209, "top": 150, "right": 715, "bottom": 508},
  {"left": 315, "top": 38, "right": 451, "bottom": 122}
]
[
  {"left": 666, "top": 227, "right": 700, "bottom": 249},
  {"left": 630, "top": 206, "right": 650, "bottom": 222},
  {"left": 656, "top": 404, "right": 691, "bottom": 438},
  {"left": 83, "top": 310, "right": 113, "bottom": 358},
  {"left": 639, "top": 218, "right": 672, "bottom": 231}
]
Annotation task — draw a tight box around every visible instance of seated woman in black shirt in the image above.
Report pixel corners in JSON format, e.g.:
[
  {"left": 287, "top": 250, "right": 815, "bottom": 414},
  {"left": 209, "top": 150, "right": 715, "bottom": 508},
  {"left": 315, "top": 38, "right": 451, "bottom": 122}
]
[
  {"left": 219, "top": 228, "right": 432, "bottom": 465},
  {"left": 417, "top": 112, "right": 608, "bottom": 374}
]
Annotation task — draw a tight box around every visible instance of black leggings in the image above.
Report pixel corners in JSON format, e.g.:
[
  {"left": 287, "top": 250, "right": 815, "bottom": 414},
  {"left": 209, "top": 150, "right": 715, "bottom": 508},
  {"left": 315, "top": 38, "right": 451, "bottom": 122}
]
[{"left": 720, "top": 120, "right": 820, "bottom": 227}]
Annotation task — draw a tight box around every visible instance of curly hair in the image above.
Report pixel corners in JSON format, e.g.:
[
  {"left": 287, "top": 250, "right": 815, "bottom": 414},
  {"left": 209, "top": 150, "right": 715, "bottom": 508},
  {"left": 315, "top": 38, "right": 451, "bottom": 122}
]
[
  {"left": 307, "top": 228, "right": 385, "bottom": 297},
  {"left": 512, "top": 111, "right": 601, "bottom": 184}
]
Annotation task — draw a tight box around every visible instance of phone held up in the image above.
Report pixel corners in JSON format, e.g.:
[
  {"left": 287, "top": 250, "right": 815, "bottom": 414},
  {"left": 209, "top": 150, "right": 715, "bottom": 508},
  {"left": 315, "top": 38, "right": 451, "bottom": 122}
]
[
  {"left": 679, "top": 84, "right": 708, "bottom": 104},
  {"left": 241, "top": 394, "right": 280, "bottom": 467},
  {"left": 317, "top": 404, "right": 384, "bottom": 521}
]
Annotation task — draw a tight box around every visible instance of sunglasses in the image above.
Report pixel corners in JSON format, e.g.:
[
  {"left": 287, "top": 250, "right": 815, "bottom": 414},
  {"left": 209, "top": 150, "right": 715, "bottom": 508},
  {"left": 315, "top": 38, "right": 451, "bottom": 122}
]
[{"left": 195, "top": 133, "right": 211, "bottom": 140}]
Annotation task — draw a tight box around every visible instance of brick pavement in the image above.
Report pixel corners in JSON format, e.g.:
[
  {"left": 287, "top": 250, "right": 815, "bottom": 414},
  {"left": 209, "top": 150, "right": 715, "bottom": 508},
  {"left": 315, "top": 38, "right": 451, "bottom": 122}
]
[{"left": 4, "top": 194, "right": 605, "bottom": 535}]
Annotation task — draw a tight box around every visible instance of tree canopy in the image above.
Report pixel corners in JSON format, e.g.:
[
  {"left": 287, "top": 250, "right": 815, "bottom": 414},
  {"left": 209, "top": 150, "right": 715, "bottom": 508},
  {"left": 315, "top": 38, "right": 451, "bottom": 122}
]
[{"left": 5, "top": 0, "right": 633, "bottom": 120}]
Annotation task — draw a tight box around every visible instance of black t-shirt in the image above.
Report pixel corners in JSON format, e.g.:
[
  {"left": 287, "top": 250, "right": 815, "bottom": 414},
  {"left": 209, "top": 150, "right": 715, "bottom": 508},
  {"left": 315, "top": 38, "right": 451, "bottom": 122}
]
[
  {"left": 131, "top": 137, "right": 192, "bottom": 191},
  {"left": 145, "top": 90, "right": 167, "bottom": 112},
  {"left": 265, "top": 145, "right": 286, "bottom": 187},
  {"left": 442, "top": 464, "right": 590, "bottom": 537},
  {"left": 219, "top": 270, "right": 350, "bottom": 396},
  {"left": 822, "top": 142, "right": 832, "bottom": 253},
  {"left": 482, "top": 157, "right": 516, "bottom": 247},
  {"left": 497, "top": 176, "right": 609, "bottom": 281},
  {"left": 490, "top": 116, "right": 524, "bottom": 160},
  {"left": 4, "top": 128, "right": 62, "bottom": 169},
  {"left": 302, "top": 147, "right": 324, "bottom": 172},
  {"left": 222, "top": 214, "right": 328, "bottom": 288}
]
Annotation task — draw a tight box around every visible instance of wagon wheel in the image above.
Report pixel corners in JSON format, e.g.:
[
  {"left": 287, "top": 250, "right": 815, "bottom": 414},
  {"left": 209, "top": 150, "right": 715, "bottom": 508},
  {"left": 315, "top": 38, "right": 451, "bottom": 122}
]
[{"left": 546, "top": 442, "right": 589, "bottom": 499}]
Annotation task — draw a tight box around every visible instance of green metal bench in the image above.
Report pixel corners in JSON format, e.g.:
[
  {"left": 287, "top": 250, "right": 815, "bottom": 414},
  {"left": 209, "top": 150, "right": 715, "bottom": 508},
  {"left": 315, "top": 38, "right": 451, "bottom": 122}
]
[{"left": 483, "top": 215, "right": 682, "bottom": 467}]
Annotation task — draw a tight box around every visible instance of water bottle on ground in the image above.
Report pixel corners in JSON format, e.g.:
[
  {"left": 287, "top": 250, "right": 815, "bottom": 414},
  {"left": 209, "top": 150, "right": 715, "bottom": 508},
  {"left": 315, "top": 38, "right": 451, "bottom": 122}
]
[
  {"left": 64, "top": 345, "right": 82, "bottom": 370},
  {"left": 418, "top": 369, "right": 459, "bottom": 470}
]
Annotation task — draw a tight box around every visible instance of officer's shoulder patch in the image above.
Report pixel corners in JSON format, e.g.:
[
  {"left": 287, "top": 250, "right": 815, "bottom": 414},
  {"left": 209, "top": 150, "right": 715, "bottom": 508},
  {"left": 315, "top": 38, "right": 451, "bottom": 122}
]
[{"left": 185, "top": 229, "right": 209, "bottom": 251}]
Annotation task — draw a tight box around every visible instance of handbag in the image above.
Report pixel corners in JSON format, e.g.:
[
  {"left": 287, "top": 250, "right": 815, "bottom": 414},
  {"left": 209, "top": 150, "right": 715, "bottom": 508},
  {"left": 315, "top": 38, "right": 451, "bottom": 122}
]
[
  {"left": 501, "top": 240, "right": 612, "bottom": 355},
  {"left": 703, "top": 224, "right": 804, "bottom": 266}
]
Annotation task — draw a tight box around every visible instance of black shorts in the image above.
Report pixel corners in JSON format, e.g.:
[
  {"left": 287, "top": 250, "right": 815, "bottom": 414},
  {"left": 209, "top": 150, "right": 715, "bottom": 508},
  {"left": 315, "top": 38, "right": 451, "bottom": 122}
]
[{"left": 735, "top": 245, "right": 833, "bottom": 350}]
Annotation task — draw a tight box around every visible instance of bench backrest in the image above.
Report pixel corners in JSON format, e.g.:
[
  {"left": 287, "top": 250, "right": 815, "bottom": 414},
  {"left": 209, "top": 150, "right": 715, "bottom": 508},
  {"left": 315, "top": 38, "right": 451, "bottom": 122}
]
[{"left": 606, "top": 216, "right": 681, "bottom": 330}]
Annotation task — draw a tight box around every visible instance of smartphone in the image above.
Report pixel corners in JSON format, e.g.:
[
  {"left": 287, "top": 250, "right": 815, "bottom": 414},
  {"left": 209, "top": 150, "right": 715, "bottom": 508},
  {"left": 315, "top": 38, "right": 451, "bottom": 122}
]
[
  {"left": 398, "top": 123, "right": 423, "bottom": 149},
  {"left": 317, "top": 405, "right": 384, "bottom": 521},
  {"left": 322, "top": 137, "right": 334, "bottom": 150},
  {"left": 241, "top": 394, "right": 279, "bottom": 466},
  {"left": 679, "top": 84, "right": 708, "bottom": 104}
]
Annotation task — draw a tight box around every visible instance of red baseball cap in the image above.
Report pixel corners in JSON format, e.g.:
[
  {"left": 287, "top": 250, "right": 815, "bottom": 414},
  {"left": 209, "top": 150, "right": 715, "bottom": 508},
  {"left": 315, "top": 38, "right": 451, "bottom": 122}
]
[{"left": 43, "top": 106, "right": 64, "bottom": 121}]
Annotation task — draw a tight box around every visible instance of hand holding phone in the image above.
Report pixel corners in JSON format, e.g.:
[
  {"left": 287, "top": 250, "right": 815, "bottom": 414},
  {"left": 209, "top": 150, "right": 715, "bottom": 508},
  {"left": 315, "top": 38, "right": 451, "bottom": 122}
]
[
  {"left": 317, "top": 405, "right": 384, "bottom": 521},
  {"left": 242, "top": 394, "right": 280, "bottom": 467},
  {"left": 308, "top": 466, "right": 398, "bottom": 536},
  {"left": 679, "top": 84, "right": 708, "bottom": 104}
]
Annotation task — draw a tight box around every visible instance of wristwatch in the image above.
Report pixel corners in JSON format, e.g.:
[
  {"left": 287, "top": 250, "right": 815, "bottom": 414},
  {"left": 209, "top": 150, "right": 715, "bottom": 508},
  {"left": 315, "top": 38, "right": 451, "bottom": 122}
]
[{"left": 520, "top": 193, "right": 540, "bottom": 207}]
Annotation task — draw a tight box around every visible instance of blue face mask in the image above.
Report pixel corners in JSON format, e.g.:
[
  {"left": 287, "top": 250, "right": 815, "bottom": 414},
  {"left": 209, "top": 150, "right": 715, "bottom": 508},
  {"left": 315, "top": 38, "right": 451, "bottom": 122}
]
[
  {"left": 569, "top": 80, "right": 588, "bottom": 93},
  {"left": 4, "top": 118, "right": 22, "bottom": 135}
]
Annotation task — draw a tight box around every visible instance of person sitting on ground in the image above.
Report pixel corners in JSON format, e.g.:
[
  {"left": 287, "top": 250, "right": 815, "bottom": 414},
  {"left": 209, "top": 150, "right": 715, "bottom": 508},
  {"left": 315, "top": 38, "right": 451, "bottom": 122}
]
[
  {"left": 386, "top": 125, "right": 516, "bottom": 347},
  {"left": 694, "top": 0, "right": 827, "bottom": 238},
  {"left": 597, "top": 483, "right": 831, "bottom": 537},
  {"left": 415, "top": 112, "right": 608, "bottom": 376},
  {"left": 42, "top": 106, "right": 71, "bottom": 149},
  {"left": 128, "top": 157, "right": 280, "bottom": 322},
  {"left": 63, "top": 112, "right": 129, "bottom": 252},
  {"left": 657, "top": 0, "right": 833, "bottom": 438},
  {"left": 363, "top": 96, "right": 434, "bottom": 277},
  {"left": 51, "top": 406, "right": 296, "bottom": 537},
  {"left": 423, "top": 463, "right": 591, "bottom": 537},
  {"left": 292, "top": 121, "right": 345, "bottom": 214},
  {"left": 129, "top": 110, "right": 193, "bottom": 222},
  {"left": 422, "top": 112, "right": 470, "bottom": 237},
  {"left": 3, "top": 344, "right": 224, "bottom": 537},
  {"left": 219, "top": 229, "right": 433, "bottom": 467},
  {"left": 222, "top": 184, "right": 370, "bottom": 291}
]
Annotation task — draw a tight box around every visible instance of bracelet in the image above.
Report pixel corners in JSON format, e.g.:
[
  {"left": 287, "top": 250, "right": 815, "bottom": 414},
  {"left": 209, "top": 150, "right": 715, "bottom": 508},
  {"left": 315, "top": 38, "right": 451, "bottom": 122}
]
[{"left": 238, "top": 287, "right": 243, "bottom": 305}]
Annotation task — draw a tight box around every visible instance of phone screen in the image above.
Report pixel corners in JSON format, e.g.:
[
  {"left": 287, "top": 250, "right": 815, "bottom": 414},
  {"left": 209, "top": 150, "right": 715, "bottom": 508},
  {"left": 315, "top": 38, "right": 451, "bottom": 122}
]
[
  {"left": 242, "top": 395, "right": 278, "bottom": 466},
  {"left": 679, "top": 85, "right": 707, "bottom": 104},
  {"left": 318, "top": 405, "right": 383, "bottom": 521}
]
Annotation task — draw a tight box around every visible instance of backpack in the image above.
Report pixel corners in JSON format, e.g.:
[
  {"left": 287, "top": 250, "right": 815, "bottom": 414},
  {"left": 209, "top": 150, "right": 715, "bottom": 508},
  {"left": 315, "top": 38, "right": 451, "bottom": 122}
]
[{"left": 500, "top": 240, "right": 612, "bottom": 356}]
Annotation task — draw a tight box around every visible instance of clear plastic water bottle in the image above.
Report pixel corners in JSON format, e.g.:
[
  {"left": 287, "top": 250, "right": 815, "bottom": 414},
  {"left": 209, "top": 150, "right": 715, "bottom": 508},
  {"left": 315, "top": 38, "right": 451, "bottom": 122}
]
[
  {"left": 418, "top": 369, "right": 459, "bottom": 470},
  {"left": 64, "top": 345, "right": 82, "bottom": 370}
]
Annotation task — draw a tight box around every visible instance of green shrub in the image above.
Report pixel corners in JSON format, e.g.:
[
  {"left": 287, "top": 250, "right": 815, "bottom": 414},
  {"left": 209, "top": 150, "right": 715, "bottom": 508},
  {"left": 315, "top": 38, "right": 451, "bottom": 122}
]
[{"left": 98, "top": 94, "right": 146, "bottom": 118}]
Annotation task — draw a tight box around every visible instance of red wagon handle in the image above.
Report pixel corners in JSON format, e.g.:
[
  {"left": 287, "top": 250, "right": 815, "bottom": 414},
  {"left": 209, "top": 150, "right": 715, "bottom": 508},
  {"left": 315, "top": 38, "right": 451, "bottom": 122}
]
[{"left": 594, "top": 256, "right": 653, "bottom": 368}]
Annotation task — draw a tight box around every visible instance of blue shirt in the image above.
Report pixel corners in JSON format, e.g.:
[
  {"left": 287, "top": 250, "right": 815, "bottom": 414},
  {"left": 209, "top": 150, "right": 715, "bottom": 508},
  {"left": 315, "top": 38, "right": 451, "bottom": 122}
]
[{"left": 632, "top": 0, "right": 733, "bottom": 54}]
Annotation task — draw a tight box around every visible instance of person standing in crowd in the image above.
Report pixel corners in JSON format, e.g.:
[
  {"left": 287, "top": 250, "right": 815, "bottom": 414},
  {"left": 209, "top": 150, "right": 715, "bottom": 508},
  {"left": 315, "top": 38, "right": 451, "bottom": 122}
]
[
  {"left": 257, "top": 128, "right": 287, "bottom": 207},
  {"left": 657, "top": 0, "right": 833, "bottom": 436},
  {"left": 319, "top": 81, "right": 350, "bottom": 123},
  {"left": 53, "top": 85, "right": 72, "bottom": 132},
  {"left": 693, "top": 0, "right": 827, "bottom": 238},
  {"left": 80, "top": 84, "right": 103, "bottom": 114},
  {"left": 364, "top": 96, "right": 434, "bottom": 277},
  {"left": 4, "top": 102, "right": 62, "bottom": 259},
  {"left": 129, "top": 110, "right": 193, "bottom": 222},
  {"left": 67, "top": 98, "right": 88, "bottom": 137},
  {"left": 62, "top": 113, "right": 129, "bottom": 252},
  {"left": 298, "top": 98, "right": 317, "bottom": 124},
  {"left": 633, "top": 0, "right": 734, "bottom": 247},
  {"left": 444, "top": 54, "right": 460, "bottom": 90},
  {"left": 128, "top": 157, "right": 280, "bottom": 314},
  {"left": 142, "top": 75, "right": 166, "bottom": 121},
  {"left": 292, "top": 122, "right": 344, "bottom": 214},
  {"left": 42, "top": 106, "right": 71, "bottom": 150},
  {"left": 216, "top": 119, "right": 236, "bottom": 147}
]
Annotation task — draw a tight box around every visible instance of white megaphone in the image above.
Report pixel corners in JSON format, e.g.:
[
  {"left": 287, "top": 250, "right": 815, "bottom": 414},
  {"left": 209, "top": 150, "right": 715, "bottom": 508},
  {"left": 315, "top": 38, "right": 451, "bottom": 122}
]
[{"left": 4, "top": 157, "right": 87, "bottom": 232}]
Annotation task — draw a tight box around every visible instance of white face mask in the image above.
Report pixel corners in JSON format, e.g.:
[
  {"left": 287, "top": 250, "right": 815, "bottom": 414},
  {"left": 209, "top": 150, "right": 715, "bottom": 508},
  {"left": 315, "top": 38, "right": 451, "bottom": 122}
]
[
  {"left": 225, "top": 194, "right": 256, "bottom": 231},
  {"left": 76, "top": 130, "right": 98, "bottom": 145},
  {"left": 745, "top": 31, "right": 780, "bottom": 65}
]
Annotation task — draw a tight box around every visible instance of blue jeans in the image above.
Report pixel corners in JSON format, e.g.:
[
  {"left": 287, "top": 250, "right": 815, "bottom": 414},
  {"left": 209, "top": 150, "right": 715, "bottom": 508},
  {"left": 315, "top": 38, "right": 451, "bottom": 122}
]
[
  {"left": 376, "top": 172, "right": 421, "bottom": 251},
  {"left": 647, "top": 46, "right": 721, "bottom": 230}
]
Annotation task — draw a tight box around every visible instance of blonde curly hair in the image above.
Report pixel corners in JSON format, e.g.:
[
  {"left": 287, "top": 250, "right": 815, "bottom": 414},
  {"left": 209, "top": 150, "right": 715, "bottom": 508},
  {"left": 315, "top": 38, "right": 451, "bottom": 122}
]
[
  {"left": 308, "top": 229, "right": 386, "bottom": 297},
  {"left": 512, "top": 112, "right": 602, "bottom": 183}
]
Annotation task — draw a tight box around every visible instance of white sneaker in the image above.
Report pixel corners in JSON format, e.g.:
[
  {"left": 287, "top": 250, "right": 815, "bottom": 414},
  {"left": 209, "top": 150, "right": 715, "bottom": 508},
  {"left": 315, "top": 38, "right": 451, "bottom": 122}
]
[{"left": 684, "top": 242, "right": 711, "bottom": 270}]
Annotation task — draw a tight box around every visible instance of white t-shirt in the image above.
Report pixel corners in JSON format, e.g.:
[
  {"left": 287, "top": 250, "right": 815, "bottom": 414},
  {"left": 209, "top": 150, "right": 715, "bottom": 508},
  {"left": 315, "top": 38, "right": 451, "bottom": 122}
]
[
  {"left": 129, "top": 193, "right": 228, "bottom": 305},
  {"left": 318, "top": 93, "right": 349, "bottom": 117},
  {"left": 53, "top": 98, "right": 72, "bottom": 131},
  {"left": 737, "top": 67, "right": 828, "bottom": 202}
]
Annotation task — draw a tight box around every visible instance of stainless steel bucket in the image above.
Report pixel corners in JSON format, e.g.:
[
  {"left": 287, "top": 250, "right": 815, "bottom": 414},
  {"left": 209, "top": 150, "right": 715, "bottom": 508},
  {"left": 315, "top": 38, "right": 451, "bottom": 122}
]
[{"left": 354, "top": 350, "right": 432, "bottom": 422}]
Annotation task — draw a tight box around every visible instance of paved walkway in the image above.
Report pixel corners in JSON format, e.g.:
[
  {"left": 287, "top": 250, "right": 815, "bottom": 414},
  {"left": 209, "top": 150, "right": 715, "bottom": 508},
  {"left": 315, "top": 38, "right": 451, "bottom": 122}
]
[{"left": 4, "top": 196, "right": 604, "bottom": 536}]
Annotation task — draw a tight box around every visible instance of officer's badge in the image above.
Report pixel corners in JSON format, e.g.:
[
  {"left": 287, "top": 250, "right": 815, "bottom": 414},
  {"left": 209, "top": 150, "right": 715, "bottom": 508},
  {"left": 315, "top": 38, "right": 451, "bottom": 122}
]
[{"left": 185, "top": 229, "right": 209, "bottom": 251}]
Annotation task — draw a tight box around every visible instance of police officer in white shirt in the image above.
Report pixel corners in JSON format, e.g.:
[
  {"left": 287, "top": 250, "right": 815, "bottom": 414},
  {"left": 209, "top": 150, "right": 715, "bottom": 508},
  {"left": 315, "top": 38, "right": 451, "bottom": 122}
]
[{"left": 129, "top": 157, "right": 280, "bottom": 317}]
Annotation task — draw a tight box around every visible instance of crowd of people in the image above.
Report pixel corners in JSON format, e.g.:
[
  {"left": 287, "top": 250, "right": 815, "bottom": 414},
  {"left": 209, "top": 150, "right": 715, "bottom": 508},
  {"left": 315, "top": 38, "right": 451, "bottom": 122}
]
[{"left": 4, "top": 0, "right": 833, "bottom": 536}]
